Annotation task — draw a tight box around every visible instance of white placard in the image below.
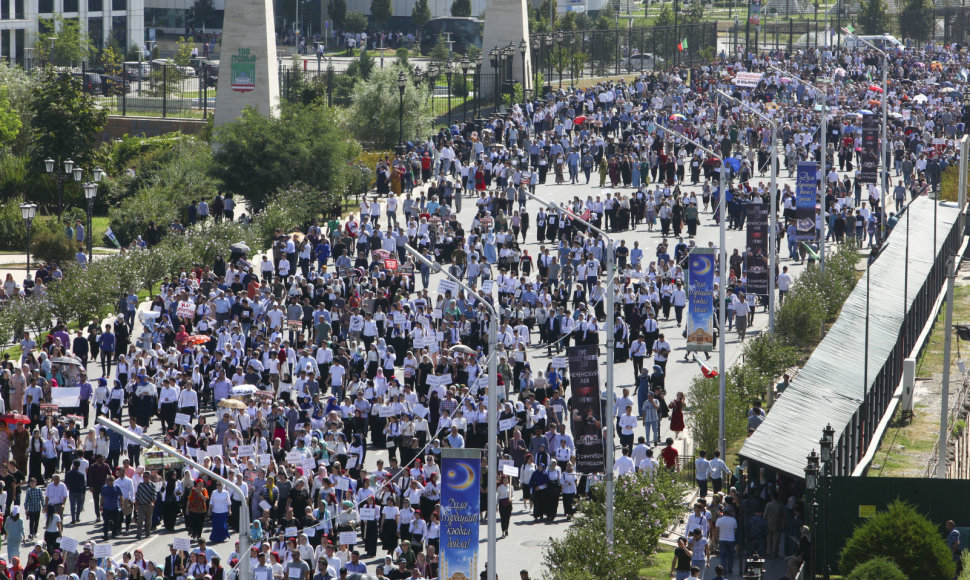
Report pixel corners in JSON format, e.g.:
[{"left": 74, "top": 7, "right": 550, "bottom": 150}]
[
  {"left": 257, "top": 571, "right": 271, "bottom": 580},
  {"left": 288, "top": 568, "right": 303, "bottom": 579},
  {"left": 286, "top": 450, "right": 304, "bottom": 464},
  {"left": 258, "top": 454, "right": 271, "bottom": 467},
  {"left": 175, "top": 413, "right": 192, "bottom": 426},
  {"left": 439, "top": 373, "right": 452, "bottom": 385},
  {"left": 338, "top": 531, "right": 357, "bottom": 546},
  {"left": 437, "top": 279, "right": 459, "bottom": 296},
  {"left": 413, "top": 405, "right": 429, "bottom": 418},
  {"left": 259, "top": 500, "right": 272, "bottom": 512},
  {"left": 733, "top": 72, "right": 764, "bottom": 87},
  {"left": 499, "top": 459, "right": 513, "bottom": 469},
  {"left": 94, "top": 544, "right": 112, "bottom": 559},
  {"left": 379, "top": 406, "right": 396, "bottom": 418},
  {"left": 197, "top": 450, "right": 208, "bottom": 462},
  {"left": 394, "top": 313, "right": 406, "bottom": 325},
  {"left": 237, "top": 445, "right": 255, "bottom": 457},
  {"left": 173, "top": 537, "right": 192, "bottom": 551},
  {"left": 502, "top": 464, "right": 520, "bottom": 477},
  {"left": 176, "top": 300, "right": 195, "bottom": 319},
  {"left": 435, "top": 331, "right": 445, "bottom": 342},
  {"left": 345, "top": 455, "right": 358, "bottom": 469},
  {"left": 302, "top": 458, "right": 317, "bottom": 473},
  {"left": 432, "top": 309, "right": 442, "bottom": 319},
  {"left": 336, "top": 478, "right": 350, "bottom": 491},
  {"left": 499, "top": 418, "right": 516, "bottom": 431},
  {"left": 482, "top": 280, "right": 494, "bottom": 294},
  {"left": 284, "top": 526, "right": 298, "bottom": 536},
  {"left": 60, "top": 536, "right": 79, "bottom": 553},
  {"left": 552, "top": 357, "right": 567, "bottom": 369},
  {"left": 360, "top": 507, "right": 377, "bottom": 519},
  {"left": 207, "top": 445, "right": 223, "bottom": 457},
  {"left": 305, "top": 526, "right": 315, "bottom": 537}
]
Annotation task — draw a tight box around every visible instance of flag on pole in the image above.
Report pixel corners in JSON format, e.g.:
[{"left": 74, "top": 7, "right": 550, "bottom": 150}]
[
  {"left": 694, "top": 357, "right": 718, "bottom": 378},
  {"left": 801, "top": 242, "right": 820, "bottom": 261},
  {"left": 678, "top": 37, "right": 688, "bottom": 52},
  {"left": 105, "top": 227, "right": 122, "bottom": 249},
  {"left": 845, "top": 24, "right": 855, "bottom": 34}
]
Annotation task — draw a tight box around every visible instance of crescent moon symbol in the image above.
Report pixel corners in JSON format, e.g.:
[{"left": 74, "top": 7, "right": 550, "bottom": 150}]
[{"left": 449, "top": 462, "right": 476, "bottom": 490}]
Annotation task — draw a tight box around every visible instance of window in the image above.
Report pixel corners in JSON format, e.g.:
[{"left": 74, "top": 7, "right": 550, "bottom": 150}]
[
  {"left": 111, "top": 0, "right": 125, "bottom": 10},
  {"left": 110, "top": 15, "right": 126, "bottom": 47},
  {"left": 88, "top": 17, "right": 103, "bottom": 48},
  {"left": 63, "top": 0, "right": 79, "bottom": 13},
  {"left": 37, "top": 0, "right": 53, "bottom": 14},
  {"left": 88, "top": 0, "right": 102, "bottom": 11}
]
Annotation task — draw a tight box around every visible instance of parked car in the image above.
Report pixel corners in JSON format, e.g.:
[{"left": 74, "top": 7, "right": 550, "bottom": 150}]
[
  {"left": 151, "top": 58, "right": 197, "bottom": 77},
  {"left": 190, "top": 57, "right": 219, "bottom": 87},
  {"left": 843, "top": 34, "right": 902, "bottom": 51},
  {"left": 100, "top": 74, "right": 130, "bottom": 96},
  {"left": 625, "top": 53, "right": 663, "bottom": 71},
  {"left": 71, "top": 72, "right": 103, "bottom": 95},
  {"left": 122, "top": 61, "right": 151, "bottom": 80}
]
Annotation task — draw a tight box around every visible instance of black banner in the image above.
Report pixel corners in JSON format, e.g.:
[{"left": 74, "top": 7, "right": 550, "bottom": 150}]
[
  {"left": 860, "top": 116, "right": 879, "bottom": 184},
  {"left": 566, "top": 344, "right": 605, "bottom": 474},
  {"left": 745, "top": 203, "right": 770, "bottom": 296}
]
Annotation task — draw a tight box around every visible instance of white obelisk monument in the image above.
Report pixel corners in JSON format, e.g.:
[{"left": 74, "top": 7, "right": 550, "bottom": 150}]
[{"left": 214, "top": 0, "right": 280, "bottom": 127}]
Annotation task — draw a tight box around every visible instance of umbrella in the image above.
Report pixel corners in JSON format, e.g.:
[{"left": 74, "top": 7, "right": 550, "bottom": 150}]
[
  {"left": 186, "top": 335, "right": 210, "bottom": 345},
  {"left": 0, "top": 413, "right": 30, "bottom": 425},
  {"left": 669, "top": 113, "right": 685, "bottom": 121},
  {"left": 230, "top": 242, "right": 251, "bottom": 254},
  {"left": 230, "top": 384, "right": 259, "bottom": 396},
  {"left": 51, "top": 356, "right": 83, "bottom": 367},
  {"left": 287, "top": 231, "right": 305, "bottom": 242},
  {"left": 931, "top": 61, "right": 943, "bottom": 71},
  {"left": 855, "top": 109, "right": 875, "bottom": 116},
  {"left": 913, "top": 94, "right": 929, "bottom": 104},
  {"left": 868, "top": 99, "right": 881, "bottom": 107},
  {"left": 256, "top": 390, "right": 276, "bottom": 399},
  {"left": 218, "top": 399, "right": 247, "bottom": 410},
  {"left": 868, "top": 85, "right": 883, "bottom": 93},
  {"left": 573, "top": 115, "right": 587, "bottom": 125}
]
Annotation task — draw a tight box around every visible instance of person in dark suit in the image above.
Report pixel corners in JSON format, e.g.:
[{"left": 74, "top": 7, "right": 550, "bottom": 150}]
[{"left": 164, "top": 544, "right": 187, "bottom": 580}]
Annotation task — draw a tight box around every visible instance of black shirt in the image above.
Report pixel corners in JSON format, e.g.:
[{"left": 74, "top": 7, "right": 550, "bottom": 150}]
[{"left": 674, "top": 546, "right": 691, "bottom": 572}]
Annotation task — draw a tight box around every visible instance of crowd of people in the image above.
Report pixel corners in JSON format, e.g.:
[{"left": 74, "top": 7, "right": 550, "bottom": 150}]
[{"left": 0, "top": 38, "right": 965, "bottom": 580}]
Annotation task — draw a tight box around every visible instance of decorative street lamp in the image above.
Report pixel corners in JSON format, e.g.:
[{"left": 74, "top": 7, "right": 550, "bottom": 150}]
[
  {"left": 45, "top": 157, "right": 81, "bottom": 220},
  {"left": 544, "top": 33, "right": 554, "bottom": 90},
  {"left": 805, "top": 451, "right": 820, "bottom": 579},
  {"left": 460, "top": 56, "right": 470, "bottom": 123},
  {"left": 445, "top": 59, "right": 454, "bottom": 128},
  {"left": 475, "top": 53, "right": 483, "bottom": 119},
  {"left": 397, "top": 70, "right": 407, "bottom": 153},
  {"left": 518, "top": 38, "right": 527, "bottom": 98},
  {"left": 83, "top": 181, "right": 98, "bottom": 262},
  {"left": 20, "top": 202, "right": 37, "bottom": 279}
]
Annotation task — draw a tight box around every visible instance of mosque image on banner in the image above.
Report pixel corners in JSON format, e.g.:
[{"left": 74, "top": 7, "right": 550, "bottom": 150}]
[
  {"left": 440, "top": 448, "right": 481, "bottom": 580},
  {"left": 686, "top": 248, "right": 716, "bottom": 351}
]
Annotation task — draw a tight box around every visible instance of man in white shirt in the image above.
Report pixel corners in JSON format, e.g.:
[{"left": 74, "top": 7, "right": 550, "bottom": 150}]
[
  {"left": 714, "top": 508, "right": 739, "bottom": 574},
  {"left": 638, "top": 448, "right": 659, "bottom": 478},
  {"left": 613, "top": 447, "right": 635, "bottom": 477},
  {"left": 694, "top": 450, "right": 710, "bottom": 499},
  {"left": 618, "top": 406, "right": 638, "bottom": 452},
  {"left": 777, "top": 266, "right": 792, "bottom": 304},
  {"left": 707, "top": 450, "right": 730, "bottom": 494},
  {"left": 45, "top": 475, "right": 68, "bottom": 516},
  {"left": 652, "top": 334, "right": 671, "bottom": 372},
  {"left": 631, "top": 437, "right": 650, "bottom": 467}
]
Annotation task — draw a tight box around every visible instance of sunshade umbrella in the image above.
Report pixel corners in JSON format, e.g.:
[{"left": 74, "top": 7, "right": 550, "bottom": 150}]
[
  {"left": 218, "top": 399, "right": 247, "bottom": 410},
  {"left": 186, "top": 335, "right": 210, "bottom": 345},
  {"left": 669, "top": 113, "right": 685, "bottom": 121},
  {"left": 230, "top": 384, "right": 259, "bottom": 396},
  {"left": 913, "top": 94, "right": 929, "bottom": 104},
  {"left": 868, "top": 85, "right": 883, "bottom": 93},
  {"left": 868, "top": 99, "right": 881, "bottom": 107},
  {"left": 0, "top": 413, "right": 30, "bottom": 425},
  {"left": 288, "top": 231, "right": 305, "bottom": 242},
  {"left": 51, "top": 356, "right": 83, "bottom": 366},
  {"left": 855, "top": 109, "right": 875, "bottom": 116},
  {"left": 573, "top": 115, "right": 587, "bottom": 125},
  {"left": 230, "top": 242, "right": 251, "bottom": 254}
]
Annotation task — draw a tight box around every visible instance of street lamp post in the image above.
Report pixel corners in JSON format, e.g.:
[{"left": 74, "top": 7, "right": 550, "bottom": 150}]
[
  {"left": 819, "top": 423, "right": 835, "bottom": 575},
  {"left": 97, "top": 417, "right": 251, "bottom": 580},
  {"left": 20, "top": 202, "right": 36, "bottom": 279},
  {"left": 397, "top": 70, "right": 407, "bottom": 151},
  {"left": 83, "top": 182, "right": 97, "bottom": 262},
  {"left": 770, "top": 65, "right": 829, "bottom": 272},
  {"left": 556, "top": 32, "right": 564, "bottom": 88},
  {"left": 489, "top": 47, "right": 500, "bottom": 108},
  {"left": 445, "top": 59, "right": 454, "bottom": 128},
  {"left": 525, "top": 191, "right": 618, "bottom": 544},
  {"left": 460, "top": 56, "right": 470, "bottom": 123},
  {"left": 402, "top": 245, "right": 498, "bottom": 580},
  {"left": 544, "top": 34, "right": 553, "bottom": 91},
  {"left": 475, "top": 53, "right": 483, "bottom": 119},
  {"left": 804, "top": 451, "right": 820, "bottom": 580},
  {"left": 45, "top": 157, "right": 81, "bottom": 220},
  {"left": 716, "top": 89, "right": 778, "bottom": 333},
  {"left": 842, "top": 28, "right": 889, "bottom": 240},
  {"left": 519, "top": 38, "right": 528, "bottom": 99},
  {"left": 660, "top": 123, "right": 729, "bottom": 459}
]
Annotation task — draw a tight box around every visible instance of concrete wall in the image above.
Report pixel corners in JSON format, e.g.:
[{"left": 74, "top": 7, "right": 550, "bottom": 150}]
[{"left": 100, "top": 115, "right": 208, "bottom": 140}]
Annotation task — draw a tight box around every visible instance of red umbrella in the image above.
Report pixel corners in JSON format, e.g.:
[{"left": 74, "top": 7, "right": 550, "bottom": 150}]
[
  {"left": 0, "top": 413, "right": 30, "bottom": 425},
  {"left": 573, "top": 116, "right": 587, "bottom": 125},
  {"left": 868, "top": 99, "right": 882, "bottom": 107},
  {"left": 869, "top": 85, "right": 883, "bottom": 93},
  {"left": 186, "top": 335, "right": 210, "bottom": 345}
]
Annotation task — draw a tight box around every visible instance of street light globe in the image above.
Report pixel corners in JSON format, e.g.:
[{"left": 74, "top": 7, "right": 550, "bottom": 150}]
[
  {"left": 19, "top": 202, "right": 37, "bottom": 222},
  {"left": 72, "top": 166, "right": 83, "bottom": 182},
  {"left": 519, "top": 38, "right": 527, "bottom": 56},
  {"left": 63, "top": 158, "right": 74, "bottom": 174},
  {"left": 44, "top": 158, "right": 55, "bottom": 173},
  {"left": 84, "top": 182, "right": 98, "bottom": 200},
  {"left": 397, "top": 70, "right": 408, "bottom": 90},
  {"left": 93, "top": 167, "right": 105, "bottom": 183}
]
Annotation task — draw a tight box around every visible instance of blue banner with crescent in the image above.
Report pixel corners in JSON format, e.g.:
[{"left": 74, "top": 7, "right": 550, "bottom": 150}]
[
  {"left": 686, "top": 248, "right": 716, "bottom": 352},
  {"left": 440, "top": 448, "right": 482, "bottom": 580}
]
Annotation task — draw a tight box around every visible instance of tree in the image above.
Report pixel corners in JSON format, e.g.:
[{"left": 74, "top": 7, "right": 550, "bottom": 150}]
[
  {"left": 30, "top": 70, "right": 107, "bottom": 172},
  {"left": 451, "top": 0, "right": 471, "bottom": 17},
  {"left": 329, "top": 0, "right": 348, "bottom": 29},
  {"left": 212, "top": 104, "right": 363, "bottom": 212},
  {"left": 898, "top": 0, "right": 934, "bottom": 43},
  {"left": 847, "top": 557, "right": 907, "bottom": 580},
  {"left": 344, "top": 11, "right": 368, "bottom": 33},
  {"left": 188, "top": 0, "right": 216, "bottom": 30},
  {"left": 345, "top": 66, "right": 432, "bottom": 148},
  {"left": 655, "top": 3, "right": 674, "bottom": 26},
  {"left": 174, "top": 36, "right": 195, "bottom": 67},
  {"left": 370, "top": 0, "right": 392, "bottom": 28},
  {"left": 857, "top": 0, "right": 890, "bottom": 35},
  {"left": 0, "top": 87, "right": 22, "bottom": 149},
  {"left": 32, "top": 16, "right": 94, "bottom": 65},
  {"left": 840, "top": 500, "right": 955, "bottom": 579},
  {"left": 412, "top": 0, "right": 431, "bottom": 30}
]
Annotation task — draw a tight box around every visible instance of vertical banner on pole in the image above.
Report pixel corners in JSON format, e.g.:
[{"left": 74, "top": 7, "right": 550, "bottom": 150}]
[
  {"left": 686, "top": 248, "right": 716, "bottom": 352},
  {"left": 745, "top": 203, "right": 770, "bottom": 296},
  {"left": 440, "top": 448, "right": 482, "bottom": 580},
  {"left": 566, "top": 345, "right": 605, "bottom": 473},
  {"left": 860, "top": 116, "right": 879, "bottom": 183},
  {"left": 796, "top": 161, "right": 818, "bottom": 242},
  {"left": 749, "top": 0, "right": 762, "bottom": 25}
]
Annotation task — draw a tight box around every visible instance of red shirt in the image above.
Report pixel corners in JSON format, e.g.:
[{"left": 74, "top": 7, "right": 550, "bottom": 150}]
[{"left": 660, "top": 445, "right": 679, "bottom": 469}]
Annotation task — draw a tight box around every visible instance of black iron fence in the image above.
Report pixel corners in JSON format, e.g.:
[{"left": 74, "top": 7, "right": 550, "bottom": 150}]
[
  {"left": 27, "top": 57, "right": 216, "bottom": 119},
  {"left": 529, "top": 22, "right": 718, "bottom": 87}
]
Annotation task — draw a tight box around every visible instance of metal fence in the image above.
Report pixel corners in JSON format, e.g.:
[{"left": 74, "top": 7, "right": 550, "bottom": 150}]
[
  {"left": 529, "top": 22, "right": 718, "bottom": 87},
  {"left": 28, "top": 58, "right": 216, "bottom": 119}
]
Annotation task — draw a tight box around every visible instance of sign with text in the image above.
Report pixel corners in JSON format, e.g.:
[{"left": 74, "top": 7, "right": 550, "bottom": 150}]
[
  {"left": 686, "top": 248, "right": 716, "bottom": 352},
  {"left": 796, "top": 161, "right": 818, "bottom": 242},
  {"left": 440, "top": 448, "right": 482, "bottom": 580},
  {"left": 567, "top": 344, "right": 605, "bottom": 473},
  {"left": 745, "top": 203, "right": 770, "bottom": 296},
  {"left": 860, "top": 116, "right": 879, "bottom": 183}
]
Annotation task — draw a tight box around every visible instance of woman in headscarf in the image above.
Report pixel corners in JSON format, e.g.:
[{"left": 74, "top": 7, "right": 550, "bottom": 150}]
[
  {"left": 161, "top": 469, "right": 180, "bottom": 532},
  {"left": 249, "top": 519, "right": 264, "bottom": 544}
]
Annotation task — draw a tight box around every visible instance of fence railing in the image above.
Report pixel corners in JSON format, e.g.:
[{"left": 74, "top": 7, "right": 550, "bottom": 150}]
[{"left": 26, "top": 58, "right": 216, "bottom": 119}]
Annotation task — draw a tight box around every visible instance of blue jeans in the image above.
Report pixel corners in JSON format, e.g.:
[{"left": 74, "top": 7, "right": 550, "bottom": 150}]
[
  {"left": 644, "top": 419, "right": 660, "bottom": 444},
  {"left": 719, "top": 540, "right": 735, "bottom": 573}
]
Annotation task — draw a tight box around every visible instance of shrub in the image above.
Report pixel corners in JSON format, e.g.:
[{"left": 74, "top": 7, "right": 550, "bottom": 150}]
[
  {"left": 839, "top": 500, "right": 955, "bottom": 579},
  {"left": 344, "top": 66, "right": 432, "bottom": 148},
  {"left": 847, "top": 557, "right": 907, "bottom": 580},
  {"left": 543, "top": 471, "right": 686, "bottom": 579},
  {"left": 31, "top": 229, "right": 78, "bottom": 264}
]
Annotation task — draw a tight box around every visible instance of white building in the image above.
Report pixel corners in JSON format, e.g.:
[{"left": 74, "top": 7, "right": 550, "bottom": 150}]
[{"left": 0, "top": 0, "right": 144, "bottom": 65}]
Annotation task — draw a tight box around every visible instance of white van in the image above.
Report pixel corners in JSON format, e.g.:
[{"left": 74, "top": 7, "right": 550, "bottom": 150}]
[{"left": 843, "top": 34, "right": 903, "bottom": 51}]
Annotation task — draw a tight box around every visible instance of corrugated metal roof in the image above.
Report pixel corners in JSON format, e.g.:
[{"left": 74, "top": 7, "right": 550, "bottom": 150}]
[{"left": 739, "top": 198, "right": 961, "bottom": 477}]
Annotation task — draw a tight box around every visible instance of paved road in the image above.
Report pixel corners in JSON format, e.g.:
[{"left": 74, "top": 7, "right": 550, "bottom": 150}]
[{"left": 25, "top": 157, "right": 835, "bottom": 579}]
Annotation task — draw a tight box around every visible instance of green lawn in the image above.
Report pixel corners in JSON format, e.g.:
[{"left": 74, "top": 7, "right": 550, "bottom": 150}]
[{"left": 638, "top": 544, "right": 677, "bottom": 579}]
